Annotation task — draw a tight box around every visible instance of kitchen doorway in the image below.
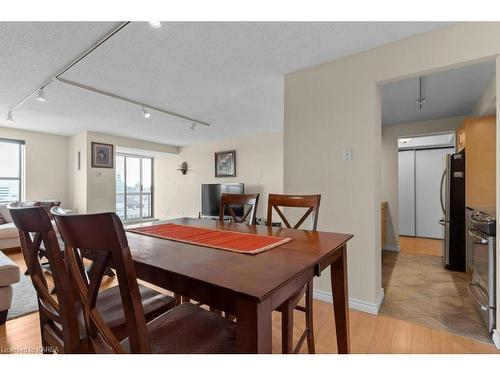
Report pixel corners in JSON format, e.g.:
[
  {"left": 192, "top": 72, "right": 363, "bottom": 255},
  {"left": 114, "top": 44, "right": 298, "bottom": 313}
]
[{"left": 379, "top": 59, "right": 496, "bottom": 342}]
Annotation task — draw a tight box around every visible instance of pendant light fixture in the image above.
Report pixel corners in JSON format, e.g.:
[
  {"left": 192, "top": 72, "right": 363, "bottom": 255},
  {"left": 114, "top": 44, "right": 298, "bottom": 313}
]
[
  {"left": 6, "top": 111, "right": 13, "bottom": 122},
  {"left": 416, "top": 76, "right": 426, "bottom": 110}
]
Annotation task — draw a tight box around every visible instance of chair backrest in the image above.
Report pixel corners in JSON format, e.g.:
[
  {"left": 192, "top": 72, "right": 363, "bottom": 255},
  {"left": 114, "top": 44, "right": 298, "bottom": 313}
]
[
  {"left": 219, "top": 193, "right": 260, "bottom": 225},
  {"left": 266, "top": 194, "right": 321, "bottom": 231},
  {"left": 7, "top": 203, "right": 81, "bottom": 353},
  {"left": 51, "top": 208, "right": 150, "bottom": 354}
]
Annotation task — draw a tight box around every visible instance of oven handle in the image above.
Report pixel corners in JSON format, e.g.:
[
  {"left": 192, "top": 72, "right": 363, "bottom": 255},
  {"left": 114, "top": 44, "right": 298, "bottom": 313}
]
[
  {"left": 468, "top": 228, "right": 488, "bottom": 244},
  {"left": 471, "top": 216, "right": 495, "bottom": 225},
  {"left": 468, "top": 282, "right": 489, "bottom": 311}
]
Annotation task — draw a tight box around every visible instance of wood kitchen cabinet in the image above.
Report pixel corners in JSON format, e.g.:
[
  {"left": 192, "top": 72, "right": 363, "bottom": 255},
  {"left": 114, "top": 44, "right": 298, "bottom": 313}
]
[{"left": 457, "top": 115, "right": 496, "bottom": 208}]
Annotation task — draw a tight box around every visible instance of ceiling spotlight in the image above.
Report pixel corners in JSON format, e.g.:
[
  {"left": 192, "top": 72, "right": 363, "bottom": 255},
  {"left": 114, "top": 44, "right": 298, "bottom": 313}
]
[
  {"left": 36, "top": 88, "right": 46, "bottom": 102},
  {"left": 148, "top": 21, "right": 162, "bottom": 28},
  {"left": 190, "top": 122, "right": 197, "bottom": 131},
  {"left": 142, "top": 107, "right": 151, "bottom": 119},
  {"left": 6, "top": 111, "right": 13, "bottom": 122}
]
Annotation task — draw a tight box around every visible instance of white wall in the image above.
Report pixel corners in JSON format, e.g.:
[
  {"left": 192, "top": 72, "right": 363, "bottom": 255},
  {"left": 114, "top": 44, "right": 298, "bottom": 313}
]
[
  {"left": 75, "top": 131, "right": 179, "bottom": 214},
  {"left": 284, "top": 22, "right": 500, "bottom": 315},
  {"left": 381, "top": 116, "right": 464, "bottom": 250},
  {"left": 0, "top": 126, "right": 69, "bottom": 206},
  {"left": 472, "top": 76, "right": 496, "bottom": 116},
  {"left": 68, "top": 131, "right": 87, "bottom": 213},
  {"left": 155, "top": 131, "right": 283, "bottom": 220}
]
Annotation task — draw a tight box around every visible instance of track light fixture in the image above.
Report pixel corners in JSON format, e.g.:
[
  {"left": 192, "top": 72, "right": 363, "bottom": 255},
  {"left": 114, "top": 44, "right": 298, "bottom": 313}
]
[
  {"left": 190, "top": 122, "right": 197, "bottom": 130},
  {"left": 148, "top": 21, "right": 162, "bottom": 28},
  {"left": 142, "top": 107, "right": 151, "bottom": 119},
  {"left": 6, "top": 111, "right": 13, "bottom": 122},
  {"left": 36, "top": 88, "right": 46, "bottom": 102}
]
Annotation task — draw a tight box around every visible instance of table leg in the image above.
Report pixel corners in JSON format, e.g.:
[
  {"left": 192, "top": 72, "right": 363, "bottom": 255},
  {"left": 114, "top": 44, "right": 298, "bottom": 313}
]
[
  {"left": 235, "top": 299, "right": 272, "bottom": 353},
  {"left": 330, "top": 244, "right": 350, "bottom": 354}
]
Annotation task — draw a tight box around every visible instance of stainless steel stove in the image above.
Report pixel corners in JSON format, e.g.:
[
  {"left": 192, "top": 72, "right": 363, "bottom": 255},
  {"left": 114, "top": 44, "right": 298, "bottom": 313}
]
[{"left": 468, "top": 208, "right": 496, "bottom": 332}]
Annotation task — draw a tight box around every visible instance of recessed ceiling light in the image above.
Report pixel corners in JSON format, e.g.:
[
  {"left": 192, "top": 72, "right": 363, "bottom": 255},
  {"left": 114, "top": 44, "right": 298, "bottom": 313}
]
[
  {"left": 36, "top": 88, "right": 46, "bottom": 102},
  {"left": 148, "top": 21, "right": 162, "bottom": 28},
  {"left": 6, "top": 111, "right": 13, "bottom": 122},
  {"left": 142, "top": 107, "right": 151, "bottom": 119}
]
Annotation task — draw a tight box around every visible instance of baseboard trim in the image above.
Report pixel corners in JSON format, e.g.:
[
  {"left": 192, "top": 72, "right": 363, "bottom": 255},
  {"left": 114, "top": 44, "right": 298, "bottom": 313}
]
[
  {"left": 382, "top": 244, "right": 400, "bottom": 252},
  {"left": 492, "top": 329, "right": 500, "bottom": 350},
  {"left": 313, "top": 288, "right": 384, "bottom": 315}
]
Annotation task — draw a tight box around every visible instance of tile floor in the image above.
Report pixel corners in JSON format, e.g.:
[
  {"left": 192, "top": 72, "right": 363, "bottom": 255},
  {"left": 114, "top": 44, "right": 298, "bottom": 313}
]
[{"left": 380, "top": 250, "right": 491, "bottom": 342}]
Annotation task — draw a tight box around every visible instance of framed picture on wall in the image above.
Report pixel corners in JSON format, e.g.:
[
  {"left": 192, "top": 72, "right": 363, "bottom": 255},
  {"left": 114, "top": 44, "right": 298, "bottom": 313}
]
[
  {"left": 91, "top": 142, "right": 114, "bottom": 168},
  {"left": 215, "top": 150, "right": 236, "bottom": 177}
]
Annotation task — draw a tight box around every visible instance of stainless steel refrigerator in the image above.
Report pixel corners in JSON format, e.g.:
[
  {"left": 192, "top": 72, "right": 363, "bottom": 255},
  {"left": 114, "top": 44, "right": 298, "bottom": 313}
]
[{"left": 439, "top": 149, "right": 466, "bottom": 271}]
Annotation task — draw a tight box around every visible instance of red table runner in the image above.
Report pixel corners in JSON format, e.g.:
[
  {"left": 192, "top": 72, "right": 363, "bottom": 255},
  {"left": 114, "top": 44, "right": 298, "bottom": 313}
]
[{"left": 127, "top": 223, "right": 292, "bottom": 255}]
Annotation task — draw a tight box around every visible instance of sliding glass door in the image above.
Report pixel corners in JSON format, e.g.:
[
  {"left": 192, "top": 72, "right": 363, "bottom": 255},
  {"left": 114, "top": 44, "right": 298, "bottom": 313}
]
[{"left": 116, "top": 154, "right": 153, "bottom": 221}]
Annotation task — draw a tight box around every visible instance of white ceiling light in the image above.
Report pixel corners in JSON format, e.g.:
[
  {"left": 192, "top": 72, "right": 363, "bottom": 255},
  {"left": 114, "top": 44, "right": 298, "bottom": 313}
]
[
  {"left": 399, "top": 138, "right": 412, "bottom": 144},
  {"left": 142, "top": 107, "right": 151, "bottom": 119},
  {"left": 36, "top": 88, "right": 46, "bottom": 102},
  {"left": 6, "top": 111, "right": 13, "bottom": 122},
  {"left": 148, "top": 21, "right": 162, "bottom": 29}
]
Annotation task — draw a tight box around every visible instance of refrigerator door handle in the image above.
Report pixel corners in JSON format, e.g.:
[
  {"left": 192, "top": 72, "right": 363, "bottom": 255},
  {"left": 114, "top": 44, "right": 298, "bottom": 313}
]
[{"left": 439, "top": 169, "right": 446, "bottom": 216}]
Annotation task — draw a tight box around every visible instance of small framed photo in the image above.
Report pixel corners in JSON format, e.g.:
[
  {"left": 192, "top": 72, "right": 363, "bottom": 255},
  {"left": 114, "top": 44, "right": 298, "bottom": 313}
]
[
  {"left": 215, "top": 150, "right": 236, "bottom": 177},
  {"left": 91, "top": 142, "right": 114, "bottom": 168}
]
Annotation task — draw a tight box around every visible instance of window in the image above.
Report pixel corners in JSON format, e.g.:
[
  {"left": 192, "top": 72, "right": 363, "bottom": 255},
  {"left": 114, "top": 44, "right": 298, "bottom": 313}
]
[
  {"left": 0, "top": 138, "right": 24, "bottom": 202},
  {"left": 116, "top": 153, "right": 153, "bottom": 221}
]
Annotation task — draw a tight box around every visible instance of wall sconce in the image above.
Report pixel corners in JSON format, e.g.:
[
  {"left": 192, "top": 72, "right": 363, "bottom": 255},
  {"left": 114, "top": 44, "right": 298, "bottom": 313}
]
[{"left": 177, "top": 162, "right": 188, "bottom": 175}]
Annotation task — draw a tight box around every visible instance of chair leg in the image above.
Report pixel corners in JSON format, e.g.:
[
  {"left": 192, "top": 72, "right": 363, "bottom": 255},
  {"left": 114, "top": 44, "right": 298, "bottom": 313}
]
[
  {"left": 305, "top": 281, "right": 316, "bottom": 354},
  {"left": 174, "top": 293, "right": 182, "bottom": 305},
  {"left": 281, "top": 301, "right": 294, "bottom": 354},
  {"left": 0, "top": 309, "right": 7, "bottom": 325}
]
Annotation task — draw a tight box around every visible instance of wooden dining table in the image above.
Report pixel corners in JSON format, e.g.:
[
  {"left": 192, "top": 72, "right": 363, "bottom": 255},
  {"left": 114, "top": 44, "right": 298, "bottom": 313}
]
[{"left": 126, "top": 217, "right": 353, "bottom": 354}]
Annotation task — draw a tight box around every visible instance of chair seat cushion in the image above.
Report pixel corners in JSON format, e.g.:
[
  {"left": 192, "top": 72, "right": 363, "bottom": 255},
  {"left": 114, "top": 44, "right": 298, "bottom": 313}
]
[
  {"left": 78, "top": 284, "right": 176, "bottom": 341},
  {"left": 121, "top": 303, "right": 236, "bottom": 354},
  {"left": 0, "top": 251, "right": 20, "bottom": 286},
  {"left": 0, "top": 223, "right": 19, "bottom": 240}
]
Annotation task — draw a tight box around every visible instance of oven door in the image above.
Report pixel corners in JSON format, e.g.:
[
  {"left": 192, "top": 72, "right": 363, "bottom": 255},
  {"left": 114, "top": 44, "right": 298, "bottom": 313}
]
[{"left": 468, "top": 227, "right": 496, "bottom": 332}]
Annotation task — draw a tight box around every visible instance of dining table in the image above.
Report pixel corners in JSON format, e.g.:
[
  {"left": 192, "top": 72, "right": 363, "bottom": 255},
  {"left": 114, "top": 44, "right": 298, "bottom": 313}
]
[{"left": 126, "top": 217, "right": 353, "bottom": 354}]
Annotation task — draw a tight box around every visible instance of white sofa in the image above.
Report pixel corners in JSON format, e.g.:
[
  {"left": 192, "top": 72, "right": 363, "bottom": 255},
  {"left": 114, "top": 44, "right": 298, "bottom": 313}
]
[
  {"left": 0, "top": 249, "right": 20, "bottom": 324},
  {"left": 0, "top": 204, "right": 20, "bottom": 251}
]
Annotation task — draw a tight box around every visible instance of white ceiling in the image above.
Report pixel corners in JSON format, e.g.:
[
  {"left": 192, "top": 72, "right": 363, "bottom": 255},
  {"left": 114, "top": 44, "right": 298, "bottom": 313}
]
[
  {"left": 0, "top": 22, "right": 451, "bottom": 146},
  {"left": 381, "top": 60, "right": 496, "bottom": 126}
]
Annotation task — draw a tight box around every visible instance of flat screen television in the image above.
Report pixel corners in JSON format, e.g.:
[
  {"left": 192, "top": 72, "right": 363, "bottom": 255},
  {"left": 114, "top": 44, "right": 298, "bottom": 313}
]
[{"left": 201, "top": 183, "right": 244, "bottom": 217}]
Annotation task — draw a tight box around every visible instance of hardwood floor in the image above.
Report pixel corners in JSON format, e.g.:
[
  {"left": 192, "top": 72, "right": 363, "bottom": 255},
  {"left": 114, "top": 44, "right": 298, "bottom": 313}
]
[
  {"left": 399, "top": 236, "right": 443, "bottom": 257},
  {"left": 1, "top": 250, "right": 498, "bottom": 354}
]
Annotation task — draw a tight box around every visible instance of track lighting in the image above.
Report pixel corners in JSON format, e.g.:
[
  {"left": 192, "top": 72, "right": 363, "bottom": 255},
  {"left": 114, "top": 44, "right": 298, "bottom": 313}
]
[
  {"left": 36, "top": 88, "right": 46, "bottom": 102},
  {"left": 190, "top": 122, "right": 197, "bottom": 131},
  {"left": 142, "top": 107, "right": 151, "bottom": 119},
  {"left": 148, "top": 21, "right": 162, "bottom": 28},
  {"left": 6, "top": 111, "right": 13, "bottom": 122}
]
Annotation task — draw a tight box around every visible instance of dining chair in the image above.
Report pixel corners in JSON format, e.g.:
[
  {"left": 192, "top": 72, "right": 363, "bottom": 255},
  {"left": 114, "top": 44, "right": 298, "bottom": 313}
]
[
  {"left": 8, "top": 203, "right": 176, "bottom": 353},
  {"left": 52, "top": 209, "right": 236, "bottom": 354},
  {"left": 219, "top": 193, "right": 260, "bottom": 225},
  {"left": 266, "top": 193, "right": 321, "bottom": 354}
]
